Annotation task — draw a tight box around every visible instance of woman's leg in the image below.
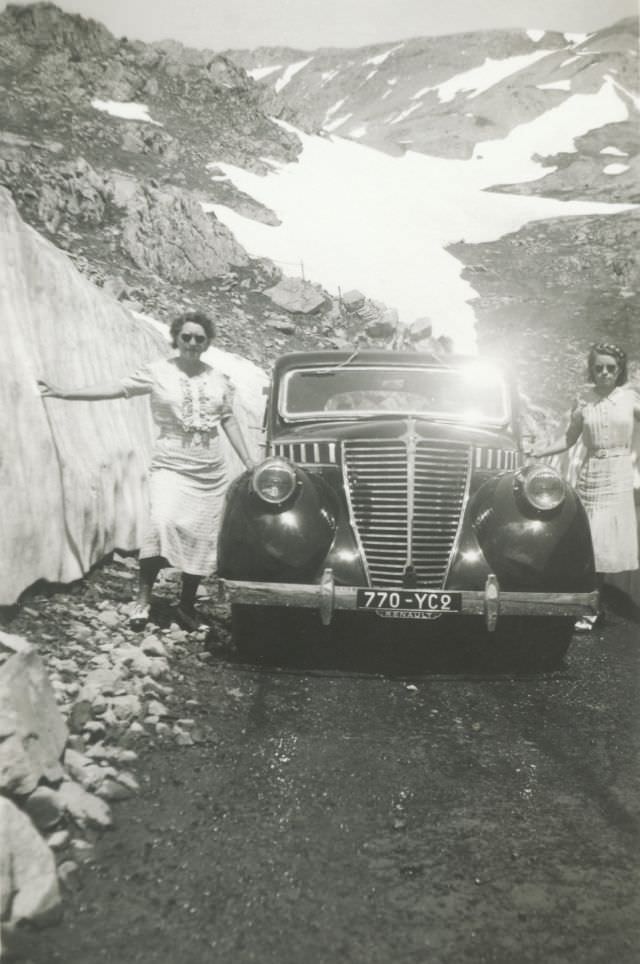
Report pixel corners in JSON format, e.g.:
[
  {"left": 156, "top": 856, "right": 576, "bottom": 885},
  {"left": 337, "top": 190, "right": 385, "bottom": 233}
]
[
  {"left": 129, "top": 556, "right": 163, "bottom": 629},
  {"left": 137, "top": 556, "right": 164, "bottom": 607},
  {"left": 176, "top": 573, "right": 207, "bottom": 631},
  {"left": 179, "top": 573, "right": 202, "bottom": 614}
]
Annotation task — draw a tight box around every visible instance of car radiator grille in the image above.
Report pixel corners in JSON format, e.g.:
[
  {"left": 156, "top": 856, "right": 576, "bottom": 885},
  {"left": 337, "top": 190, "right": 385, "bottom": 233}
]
[{"left": 342, "top": 439, "right": 471, "bottom": 588}]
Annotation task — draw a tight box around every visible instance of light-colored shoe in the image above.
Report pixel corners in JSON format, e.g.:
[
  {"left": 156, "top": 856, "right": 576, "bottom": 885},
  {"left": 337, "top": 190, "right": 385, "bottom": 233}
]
[
  {"left": 574, "top": 616, "right": 595, "bottom": 633},
  {"left": 574, "top": 611, "right": 605, "bottom": 633}
]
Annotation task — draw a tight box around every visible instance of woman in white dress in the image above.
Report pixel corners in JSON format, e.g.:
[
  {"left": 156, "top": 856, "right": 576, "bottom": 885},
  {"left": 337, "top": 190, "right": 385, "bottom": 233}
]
[
  {"left": 534, "top": 342, "right": 640, "bottom": 629},
  {"left": 39, "top": 310, "right": 256, "bottom": 631}
]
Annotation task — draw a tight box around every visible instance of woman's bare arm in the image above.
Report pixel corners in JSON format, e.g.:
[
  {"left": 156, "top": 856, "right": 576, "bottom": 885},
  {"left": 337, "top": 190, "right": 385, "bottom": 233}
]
[
  {"left": 38, "top": 379, "right": 126, "bottom": 401},
  {"left": 221, "top": 415, "right": 256, "bottom": 470},
  {"left": 533, "top": 404, "right": 583, "bottom": 458}
]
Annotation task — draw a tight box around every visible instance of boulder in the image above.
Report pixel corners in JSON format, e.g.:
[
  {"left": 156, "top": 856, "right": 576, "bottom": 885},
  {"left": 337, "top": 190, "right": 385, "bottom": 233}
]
[
  {"left": 408, "top": 316, "right": 433, "bottom": 341},
  {"left": 121, "top": 183, "right": 249, "bottom": 282},
  {"left": 341, "top": 289, "right": 366, "bottom": 311},
  {"left": 24, "top": 786, "right": 65, "bottom": 831},
  {"left": 365, "top": 309, "right": 398, "bottom": 340},
  {"left": 58, "top": 780, "right": 113, "bottom": 830},
  {"left": 264, "top": 277, "right": 327, "bottom": 315},
  {"left": 0, "top": 632, "right": 67, "bottom": 795},
  {"left": 37, "top": 156, "right": 113, "bottom": 232},
  {"left": 0, "top": 797, "right": 61, "bottom": 946}
]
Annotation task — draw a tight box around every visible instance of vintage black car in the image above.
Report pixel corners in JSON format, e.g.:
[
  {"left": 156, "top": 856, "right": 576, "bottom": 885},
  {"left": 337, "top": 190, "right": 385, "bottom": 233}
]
[{"left": 218, "top": 351, "right": 598, "bottom": 667}]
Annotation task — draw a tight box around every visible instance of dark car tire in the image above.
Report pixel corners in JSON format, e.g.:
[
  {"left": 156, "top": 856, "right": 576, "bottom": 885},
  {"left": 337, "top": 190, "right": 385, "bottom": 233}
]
[
  {"left": 484, "top": 616, "right": 573, "bottom": 672},
  {"left": 231, "top": 604, "right": 315, "bottom": 665}
]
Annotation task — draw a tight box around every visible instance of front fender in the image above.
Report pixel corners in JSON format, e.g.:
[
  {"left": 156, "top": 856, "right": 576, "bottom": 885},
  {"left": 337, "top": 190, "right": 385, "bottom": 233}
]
[
  {"left": 450, "top": 473, "right": 596, "bottom": 592},
  {"left": 217, "top": 466, "right": 339, "bottom": 582}
]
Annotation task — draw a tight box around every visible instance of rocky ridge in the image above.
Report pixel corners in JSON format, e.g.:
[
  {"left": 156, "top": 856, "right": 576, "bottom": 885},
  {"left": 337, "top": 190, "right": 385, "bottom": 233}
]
[
  {"left": 0, "top": 2, "right": 402, "bottom": 369},
  {"left": 228, "top": 19, "right": 639, "bottom": 180},
  {"left": 1, "top": 5, "right": 637, "bottom": 385}
]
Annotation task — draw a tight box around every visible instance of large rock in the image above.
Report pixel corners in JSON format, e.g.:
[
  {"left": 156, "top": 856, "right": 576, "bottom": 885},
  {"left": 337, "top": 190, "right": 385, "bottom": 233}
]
[
  {"left": 0, "top": 633, "right": 67, "bottom": 795},
  {"left": 263, "top": 276, "right": 327, "bottom": 315},
  {"left": 0, "top": 797, "right": 61, "bottom": 946},
  {"left": 121, "top": 183, "right": 249, "bottom": 282},
  {"left": 37, "top": 156, "right": 113, "bottom": 233},
  {"left": 0, "top": 188, "right": 167, "bottom": 604},
  {"left": 57, "top": 780, "right": 112, "bottom": 830}
]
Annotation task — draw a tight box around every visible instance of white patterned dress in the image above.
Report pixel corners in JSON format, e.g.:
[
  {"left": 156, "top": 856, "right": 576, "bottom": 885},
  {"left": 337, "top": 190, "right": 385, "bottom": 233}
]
[
  {"left": 121, "top": 358, "right": 235, "bottom": 575},
  {"left": 576, "top": 386, "right": 638, "bottom": 573}
]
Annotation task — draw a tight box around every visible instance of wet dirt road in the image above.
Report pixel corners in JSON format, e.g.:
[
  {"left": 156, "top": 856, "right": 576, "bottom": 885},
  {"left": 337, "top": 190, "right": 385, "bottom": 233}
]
[{"left": 24, "top": 613, "right": 640, "bottom": 964}]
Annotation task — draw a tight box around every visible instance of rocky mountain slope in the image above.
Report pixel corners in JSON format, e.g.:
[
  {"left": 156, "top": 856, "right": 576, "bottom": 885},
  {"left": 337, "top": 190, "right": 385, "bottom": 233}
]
[
  {"left": 0, "top": 2, "right": 352, "bottom": 370},
  {"left": 228, "top": 19, "right": 639, "bottom": 192},
  {"left": 0, "top": 3, "right": 638, "bottom": 393},
  {"left": 225, "top": 17, "right": 639, "bottom": 399}
]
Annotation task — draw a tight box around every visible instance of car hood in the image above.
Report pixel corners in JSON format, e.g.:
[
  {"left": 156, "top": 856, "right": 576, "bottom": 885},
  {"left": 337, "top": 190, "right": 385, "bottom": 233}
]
[{"left": 272, "top": 417, "right": 516, "bottom": 450}]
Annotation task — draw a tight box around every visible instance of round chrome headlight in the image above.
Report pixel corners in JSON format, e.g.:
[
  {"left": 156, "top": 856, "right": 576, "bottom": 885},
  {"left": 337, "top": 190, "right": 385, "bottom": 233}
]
[
  {"left": 251, "top": 457, "right": 298, "bottom": 505},
  {"left": 520, "top": 465, "right": 566, "bottom": 512}
]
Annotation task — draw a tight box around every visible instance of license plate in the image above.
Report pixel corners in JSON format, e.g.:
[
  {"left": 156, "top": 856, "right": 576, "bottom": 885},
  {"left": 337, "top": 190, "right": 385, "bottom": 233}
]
[{"left": 357, "top": 589, "right": 461, "bottom": 615}]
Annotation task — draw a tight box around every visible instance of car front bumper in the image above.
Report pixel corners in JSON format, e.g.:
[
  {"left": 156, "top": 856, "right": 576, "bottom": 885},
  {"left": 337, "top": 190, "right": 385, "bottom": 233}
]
[{"left": 218, "top": 570, "right": 599, "bottom": 632}]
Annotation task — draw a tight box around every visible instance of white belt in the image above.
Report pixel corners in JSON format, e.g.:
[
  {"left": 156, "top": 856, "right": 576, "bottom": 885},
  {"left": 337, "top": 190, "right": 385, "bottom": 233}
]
[{"left": 588, "top": 446, "right": 629, "bottom": 459}]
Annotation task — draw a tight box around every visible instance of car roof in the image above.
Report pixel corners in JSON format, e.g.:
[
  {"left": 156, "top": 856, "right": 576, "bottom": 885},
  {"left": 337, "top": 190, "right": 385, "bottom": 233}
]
[
  {"left": 272, "top": 350, "right": 508, "bottom": 377},
  {"left": 274, "top": 349, "right": 462, "bottom": 373}
]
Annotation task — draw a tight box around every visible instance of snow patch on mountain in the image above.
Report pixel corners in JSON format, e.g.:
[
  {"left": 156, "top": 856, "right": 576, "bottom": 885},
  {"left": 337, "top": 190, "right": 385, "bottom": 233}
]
[
  {"left": 603, "top": 163, "right": 630, "bottom": 175},
  {"left": 391, "top": 102, "right": 422, "bottom": 125},
  {"left": 564, "top": 32, "right": 590, "bottom": 45},
  {"left": 537, "top": 80, "right": 572, "bottom": 91},
  {"left": 471, "top": 78, "right": 630, "bottom": 180},
  {"left": 411, "top": 49, "right": 555, "bottom": 103},
  {"left": 526, "top": 29, "right": 546, "bottom": 43},
  {"left": 321, "top": 69, "right": 340, "bottom": 85},
  {"left": 601, "top": 145, "right": 629, "bottom": 156},
  {"left": 247, "top": 65, "right": 282, "bottom": 81},
  {"left": 275, "top": 57, "right": 313, "bottom": 92},
  {"left": 363, "top": 43, "right": 405, "bottom": 67},
  {"left": 607, "top": 75, "right": 640, "bottom": 110},
  {"left": 206, "top": 93, "right": 633, "bottom": 351},
  {"left": 325, "top": 98, "right": 346, "bottom": 121},
  {"left": 324, "top": 113, "right": 353, "bottom": 132},
  {"left": 91, "top": 100, "right": 161, "bottom": 125}
]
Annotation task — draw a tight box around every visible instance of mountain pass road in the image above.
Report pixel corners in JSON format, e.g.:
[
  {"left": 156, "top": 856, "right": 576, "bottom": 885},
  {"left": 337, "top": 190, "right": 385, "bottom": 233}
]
[{"left": 24, "top": 611, "right": 640, "bottom": 964}]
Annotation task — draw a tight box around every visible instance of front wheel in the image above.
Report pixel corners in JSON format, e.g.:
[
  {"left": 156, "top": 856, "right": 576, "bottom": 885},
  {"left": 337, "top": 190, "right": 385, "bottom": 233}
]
[
  {"left": 484, "top": 616, "right": 573, "bottom": 672},
  {"left": 231, "top": 604, "right": 317, "bottom": 665}
]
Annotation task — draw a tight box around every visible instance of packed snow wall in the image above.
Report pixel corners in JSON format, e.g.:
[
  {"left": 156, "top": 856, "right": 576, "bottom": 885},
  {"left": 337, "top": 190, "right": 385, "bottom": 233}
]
[{"left": 0, "top": 189, "right": 169, "bottom": 605}]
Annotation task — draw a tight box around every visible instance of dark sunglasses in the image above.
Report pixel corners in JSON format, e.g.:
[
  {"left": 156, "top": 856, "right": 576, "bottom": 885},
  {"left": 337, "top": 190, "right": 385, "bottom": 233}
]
[
  {"left": 179, "top": 333, "right": 207, "bottom": 345},
  {"left": 594, "top": 363, "right": 617, "bottom": 374}
]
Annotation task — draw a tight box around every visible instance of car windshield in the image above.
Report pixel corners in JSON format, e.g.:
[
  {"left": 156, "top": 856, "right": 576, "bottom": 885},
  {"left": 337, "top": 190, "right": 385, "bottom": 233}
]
[{"left": 280, "top": 364, "right": 509, "bottom": 425}]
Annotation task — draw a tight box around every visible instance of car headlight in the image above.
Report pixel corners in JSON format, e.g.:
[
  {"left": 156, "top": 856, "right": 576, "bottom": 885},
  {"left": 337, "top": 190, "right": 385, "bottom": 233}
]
[
  {"left": 251, "top": 457, "right": 298, "bottom": 505},
  {"left": 518, "top": 464, "right": 566, "bottom": 512}
]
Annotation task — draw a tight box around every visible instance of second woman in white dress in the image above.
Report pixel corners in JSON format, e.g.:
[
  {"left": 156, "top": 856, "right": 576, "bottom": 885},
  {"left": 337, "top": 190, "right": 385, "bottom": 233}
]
[{"left": 534, "top": 342, "right": 639, "bottom": 629}]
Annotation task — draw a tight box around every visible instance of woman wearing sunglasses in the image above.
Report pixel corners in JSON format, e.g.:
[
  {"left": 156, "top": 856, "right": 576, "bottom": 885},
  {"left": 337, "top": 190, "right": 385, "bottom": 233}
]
[
  {"left": 534, "top": 342, "right": 640, "bottom": 630},
  {"left": 39, "top": 310, "right": 256, "bottom": 631}
]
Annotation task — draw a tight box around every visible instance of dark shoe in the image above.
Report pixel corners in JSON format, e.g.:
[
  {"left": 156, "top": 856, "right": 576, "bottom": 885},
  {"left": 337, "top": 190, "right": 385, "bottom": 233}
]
[
  {"left": 128, "top": 603, "right": 150, "bottom": 632},
  {"left": 175, "top": 606, "right": 208, "bottom": 633}
]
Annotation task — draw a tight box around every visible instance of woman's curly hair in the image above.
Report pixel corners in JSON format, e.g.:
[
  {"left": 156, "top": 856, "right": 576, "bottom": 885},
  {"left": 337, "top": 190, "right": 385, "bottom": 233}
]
[
  {"left": 170, "top": 310, "right": 215, "bottom": 348},
  {"left": 587, "top": 342, "right": 628, "bottom": 386}
]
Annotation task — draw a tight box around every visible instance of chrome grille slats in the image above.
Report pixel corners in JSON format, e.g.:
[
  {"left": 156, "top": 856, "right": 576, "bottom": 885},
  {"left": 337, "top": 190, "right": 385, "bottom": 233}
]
[{"left": 343, "top": 437, "right": 470, "bottom": 588}]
